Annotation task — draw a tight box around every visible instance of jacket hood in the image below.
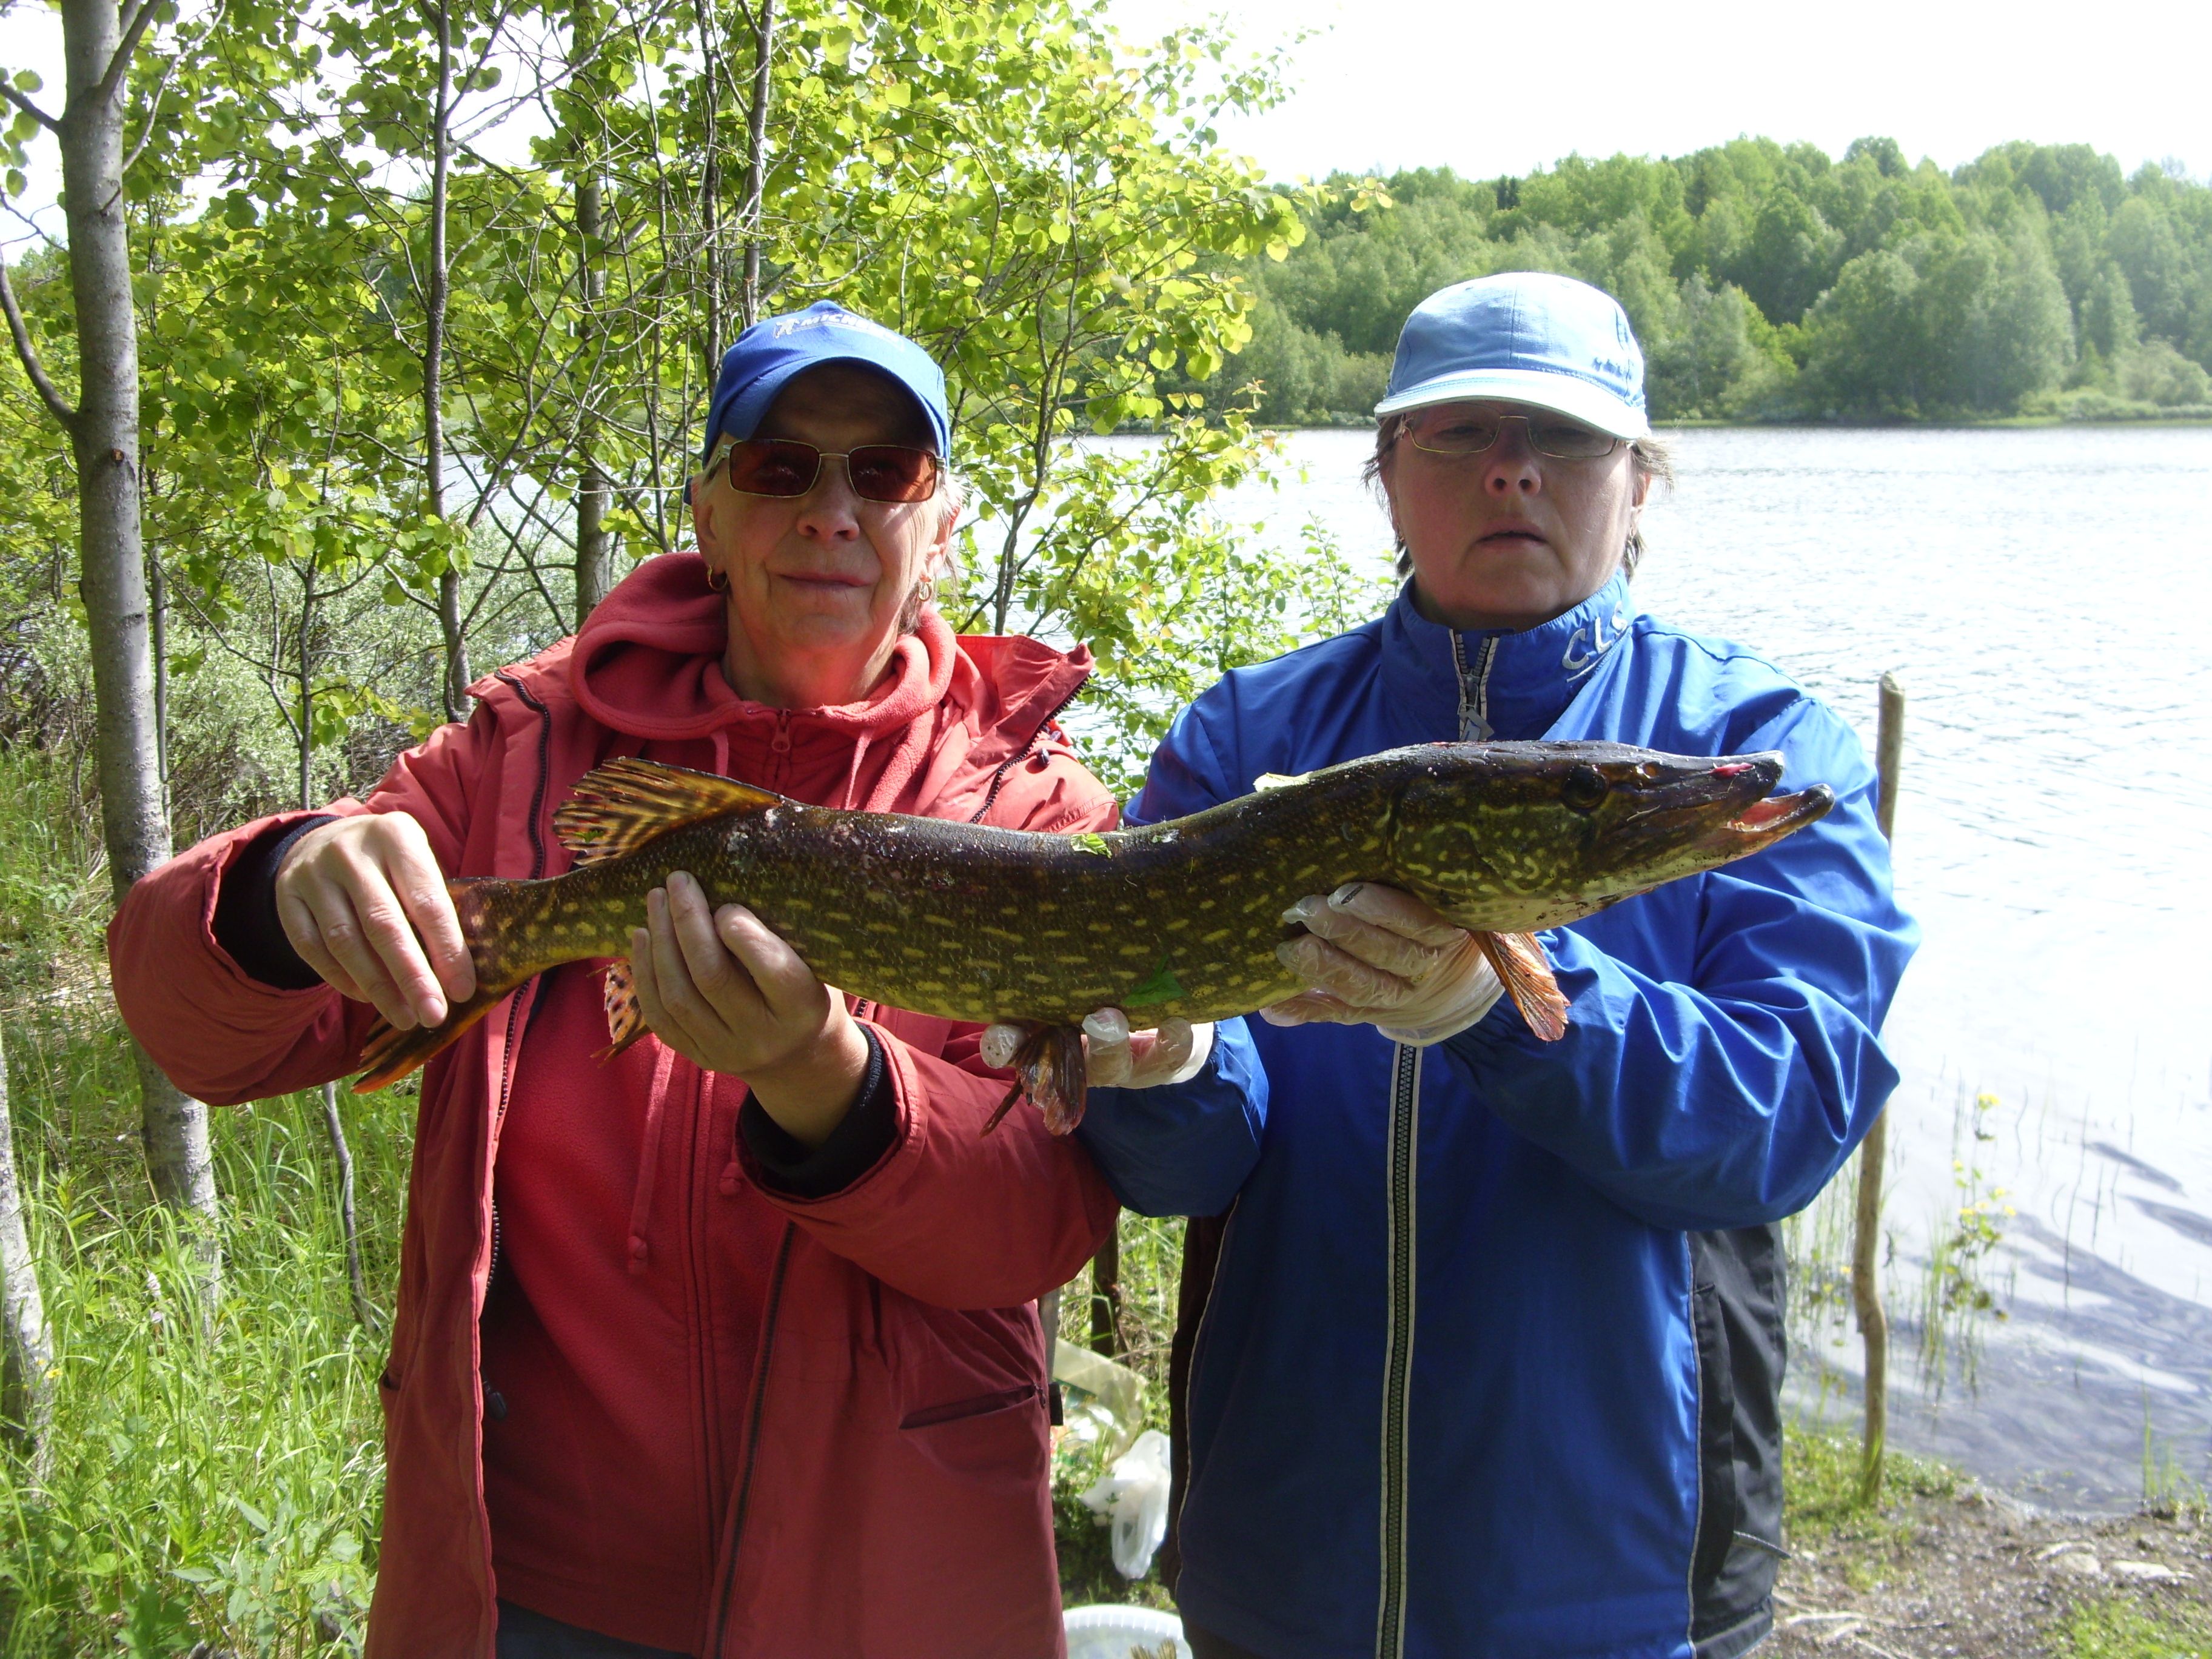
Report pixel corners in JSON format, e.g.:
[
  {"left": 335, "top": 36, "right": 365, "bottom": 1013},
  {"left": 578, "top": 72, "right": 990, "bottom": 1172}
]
[{"left": 519, "top": 551, "right": 1093, "bottom": 807}]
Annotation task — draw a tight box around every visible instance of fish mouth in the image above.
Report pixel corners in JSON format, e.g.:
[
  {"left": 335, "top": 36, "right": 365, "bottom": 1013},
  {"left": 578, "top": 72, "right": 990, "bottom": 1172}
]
[
  {"left": 1711, "top": 785, "right": 1835, "bottom": 852},
  {"left": 1604, "top": 751, "right": 1832, "bottom": 865}
]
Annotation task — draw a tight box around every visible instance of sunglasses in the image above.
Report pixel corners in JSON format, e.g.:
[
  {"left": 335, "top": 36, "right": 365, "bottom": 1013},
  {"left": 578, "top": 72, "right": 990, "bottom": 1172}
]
[
  {"left": 1402, "top": 407, "right": 1621, "bottom": 461},
  {"left": 705, "top": 438, "right": 942, "bottom": 504}
]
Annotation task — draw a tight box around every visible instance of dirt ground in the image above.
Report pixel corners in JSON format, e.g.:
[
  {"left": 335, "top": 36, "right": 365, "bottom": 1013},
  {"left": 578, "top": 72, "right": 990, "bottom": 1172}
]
[{"left": 1768, "top": 1486, "right": 2210, "bottom": 1658}]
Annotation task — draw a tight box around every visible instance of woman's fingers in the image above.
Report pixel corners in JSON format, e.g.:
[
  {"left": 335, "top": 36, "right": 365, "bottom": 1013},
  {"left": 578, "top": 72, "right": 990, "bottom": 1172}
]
[
  {"left": 663, "top": 874, "right": 755, "bottom": 1013},
  {"left": 712, "top": 901, "right": 826, "bottom": 1020},
  {"left": 273, "top": 814, "right": 466, "bottom": 1028},
  {"left": 381, "top": 816, "right": 475, "bottom": 1005},
  {"left": 979, "top": 1024, "right": 1023, "bottom": 1070},
  {"left": 1284, "top": 883, "right": 1466, "bottom": 981},
  {"left": 628, "top": 923, "right": 690, "bottom": 1058},
  {"left": 1326, "top": 882, "right": 1466, "bottom": 948},
  {"left": 643, "top": 885, "right": 727, "bottom": 1044},
  {"left": 1259, "top": 990, "right": 1362, "bottom": 1027},
  {"left": 293, "top": 873, "right": 432, "bottom": 1029},
  {"left": 275, "top": 886, "right": 374, "bottom": 1009},
  {"left": 1082, "top": 1007, "right": 1134, "bottom": 1087},
  {"left": 1276, "top": 930, "right": 1415, "bottom": 1009}
]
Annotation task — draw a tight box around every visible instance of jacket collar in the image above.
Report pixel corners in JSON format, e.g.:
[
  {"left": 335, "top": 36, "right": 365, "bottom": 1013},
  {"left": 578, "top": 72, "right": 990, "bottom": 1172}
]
[{"left": 1378, "top": 571, "right": 1636, "bottom": 742}]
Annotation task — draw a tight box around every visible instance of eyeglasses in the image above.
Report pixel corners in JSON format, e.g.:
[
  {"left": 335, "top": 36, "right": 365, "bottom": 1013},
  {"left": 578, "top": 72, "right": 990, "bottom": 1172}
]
[
  {"left": 705, "top": 438, "right": 942, "bottom": 503},
  {"left": 1401, "top": 407, "right": 1621, "bottom": 461}
]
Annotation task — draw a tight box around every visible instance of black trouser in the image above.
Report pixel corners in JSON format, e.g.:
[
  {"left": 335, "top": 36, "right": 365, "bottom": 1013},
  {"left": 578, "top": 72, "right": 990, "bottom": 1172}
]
[{"left": 494, "top": 1601, "right": 691, "bottom": 1659}]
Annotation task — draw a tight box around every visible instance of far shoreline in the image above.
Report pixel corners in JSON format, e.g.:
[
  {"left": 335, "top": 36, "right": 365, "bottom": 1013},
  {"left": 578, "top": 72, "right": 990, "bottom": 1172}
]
[{"left": 1247, "top": 414, "right": 2212, "bottom": 434}]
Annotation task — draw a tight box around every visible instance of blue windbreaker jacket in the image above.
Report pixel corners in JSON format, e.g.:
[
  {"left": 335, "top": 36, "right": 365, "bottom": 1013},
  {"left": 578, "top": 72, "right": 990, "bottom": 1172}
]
[{"left": 1078, "top": 574, "right": 1918, "bottom": 1659}]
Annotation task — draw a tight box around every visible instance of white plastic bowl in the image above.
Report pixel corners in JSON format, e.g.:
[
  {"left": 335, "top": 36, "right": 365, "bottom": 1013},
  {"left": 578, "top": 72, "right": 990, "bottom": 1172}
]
[{"left": 1062, "top": 1601, "right": 1187, "bottom": 1659}]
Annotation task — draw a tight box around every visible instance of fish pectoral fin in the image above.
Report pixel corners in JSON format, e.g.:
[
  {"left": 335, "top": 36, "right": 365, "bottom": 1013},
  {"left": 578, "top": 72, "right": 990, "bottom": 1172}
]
[
  {"left": 1475, "top": 930, "right": 1570, "bottom": 1043},
  {"left": 982, "top": 1022, "right": 1089, "bottom": 1138},
  {"left": 594, "top": 957, "right": 654, "bottom": 1061},
  {"left": 553, "top": 757, "right": 786, "bottom": 865}
]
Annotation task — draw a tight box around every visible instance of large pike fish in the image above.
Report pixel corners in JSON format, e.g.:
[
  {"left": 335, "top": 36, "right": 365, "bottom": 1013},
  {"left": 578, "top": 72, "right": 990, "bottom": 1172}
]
[{"left": 354, "top": 742, "right": 1832, "bottom": 1130}]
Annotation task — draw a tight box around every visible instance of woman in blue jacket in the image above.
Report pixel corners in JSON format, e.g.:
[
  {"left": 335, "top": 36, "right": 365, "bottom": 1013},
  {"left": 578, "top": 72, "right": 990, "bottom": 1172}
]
[{"left": 1069, "top": 272, "right": 1918, "bottom": 1659}]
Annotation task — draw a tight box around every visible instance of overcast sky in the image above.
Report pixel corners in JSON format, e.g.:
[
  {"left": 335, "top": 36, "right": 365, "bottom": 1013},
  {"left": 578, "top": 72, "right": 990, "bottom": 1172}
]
[
  {"left": 4, "top": 0, "right": 2207, "bottom": 252},
  {"left": 1107, "top": 0, "right": 2211, "bottom": 184}
]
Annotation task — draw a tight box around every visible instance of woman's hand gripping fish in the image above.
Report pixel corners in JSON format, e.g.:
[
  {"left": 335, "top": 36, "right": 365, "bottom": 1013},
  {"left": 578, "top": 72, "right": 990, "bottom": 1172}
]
[{"left": 353, "top": 742, "right": 1832, "bottom": 1131}]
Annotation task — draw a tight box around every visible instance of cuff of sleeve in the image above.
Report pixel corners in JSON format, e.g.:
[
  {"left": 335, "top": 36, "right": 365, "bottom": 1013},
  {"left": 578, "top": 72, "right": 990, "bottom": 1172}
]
[
  {"left": 740, "top": 1026, "right": 899, "bottom": 1198},
  {"left": 210, "top": 815, "right": 337, "bottom": 990}
]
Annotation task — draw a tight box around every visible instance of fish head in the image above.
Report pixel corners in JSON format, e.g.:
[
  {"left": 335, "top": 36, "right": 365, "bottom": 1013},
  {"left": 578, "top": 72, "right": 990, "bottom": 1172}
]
[{"left": 1386, "top": 741, "right": 1835, "bottom": 930}]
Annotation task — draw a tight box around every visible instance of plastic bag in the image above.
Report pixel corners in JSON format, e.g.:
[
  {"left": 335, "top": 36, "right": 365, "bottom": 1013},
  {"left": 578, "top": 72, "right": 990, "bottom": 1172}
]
[{"left": 1079, "top": 1428, "right": 1173, "bottom": 1580}]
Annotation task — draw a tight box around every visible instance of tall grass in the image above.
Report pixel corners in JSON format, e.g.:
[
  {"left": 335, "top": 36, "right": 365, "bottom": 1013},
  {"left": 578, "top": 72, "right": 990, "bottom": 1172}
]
[{"left": 0, "top": 1012, "right": 411, "bottom": 1655}]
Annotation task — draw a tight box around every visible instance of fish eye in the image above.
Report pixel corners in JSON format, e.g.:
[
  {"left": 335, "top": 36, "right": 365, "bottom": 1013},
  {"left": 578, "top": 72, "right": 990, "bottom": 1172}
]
[{"left": 1561, "top": 765, "right": 1609, "bottom": 813}]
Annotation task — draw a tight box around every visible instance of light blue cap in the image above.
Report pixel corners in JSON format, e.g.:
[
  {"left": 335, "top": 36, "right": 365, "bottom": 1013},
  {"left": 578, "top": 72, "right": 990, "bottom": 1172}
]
[
  {"left": 703, "top": 301, "right": 952, "bottom": 463},
  {"left": 1375, "top": 272, "right": 1649, "bottom": 440}
]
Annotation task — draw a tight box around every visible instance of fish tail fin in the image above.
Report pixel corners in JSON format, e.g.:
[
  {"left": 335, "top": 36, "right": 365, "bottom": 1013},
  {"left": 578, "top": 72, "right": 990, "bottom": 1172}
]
[
  {"left": 982, "top": 1022, "right": 1088, "bottom": 1136},
  {"left": 352, "top": 878, "right": 548, "bottom": 1091},
  {"left": 1476, "top": 930, "right": 1569, "bottom": 1042}
]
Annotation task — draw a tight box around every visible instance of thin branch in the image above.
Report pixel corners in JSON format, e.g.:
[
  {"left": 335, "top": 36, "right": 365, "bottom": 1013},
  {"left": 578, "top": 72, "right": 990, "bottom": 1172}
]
[
  {"left": 0, "top": 81, "right": 59, "bottom": 133},
  {"left": 0, "top": 258, "right": 75, "bottom": 426},
  {"left": 93, "top": 0, "right": 166, "bottom": 112}
]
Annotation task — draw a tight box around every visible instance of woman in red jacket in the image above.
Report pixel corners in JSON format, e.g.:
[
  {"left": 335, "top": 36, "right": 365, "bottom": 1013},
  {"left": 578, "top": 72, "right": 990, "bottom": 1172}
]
[{"left": 109, "top": 303, "right": 1206, "bottom": 1658}]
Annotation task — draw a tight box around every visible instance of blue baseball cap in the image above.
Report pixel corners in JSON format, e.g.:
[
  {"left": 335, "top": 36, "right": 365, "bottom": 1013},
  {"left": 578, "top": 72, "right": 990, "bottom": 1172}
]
[
  {"left": 700, "top": 301, "right": 953, "bottom": 464},
  {"left": 1375, "top": 272, "right": 1649, "bottom": 440}
]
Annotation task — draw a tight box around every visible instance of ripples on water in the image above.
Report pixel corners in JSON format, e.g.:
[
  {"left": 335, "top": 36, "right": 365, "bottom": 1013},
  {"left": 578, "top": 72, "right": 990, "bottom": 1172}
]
[{"left": 1215, "top": 425, "right": 2212, "bottom": 1506}]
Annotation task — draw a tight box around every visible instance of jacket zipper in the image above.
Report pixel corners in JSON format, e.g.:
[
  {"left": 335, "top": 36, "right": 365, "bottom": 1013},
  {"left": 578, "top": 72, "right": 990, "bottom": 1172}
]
[
  {"left": 969, "top": 680, "right": 1084, "bottom": 825},
  {"left": 768, "top": 709, "right": 793, "bottom": 789},
  {"left": 482, "top": 674, "right": 556, "bottom": 1292},
  {"left": 1448, "top": 632, "right": 1498, "bottom": 743},
  {"left": 691, "top": 674, "right": 1080, "bottom": 1649},
  {"left": 706, "top": 1223, "right": 796, "bottom": 1655},
  {"left": 1375, "top": 1043, "right": 1422, "bottom": 1659}
]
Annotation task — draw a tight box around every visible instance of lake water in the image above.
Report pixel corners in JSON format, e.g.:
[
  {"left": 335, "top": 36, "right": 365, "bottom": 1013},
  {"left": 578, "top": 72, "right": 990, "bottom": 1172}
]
[{"left": 1155, "top": 425, "right": 2212, "bottom": 1510}]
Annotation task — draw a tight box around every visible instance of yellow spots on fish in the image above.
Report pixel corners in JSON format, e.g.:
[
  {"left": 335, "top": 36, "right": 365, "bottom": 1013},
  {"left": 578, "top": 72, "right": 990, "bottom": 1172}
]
[
  {"left": 1165, "top": 918, "right": 1190, "bottom": 932},
  {"left": 1202, "top": 928, "right": 1233, "bottom": 944}
]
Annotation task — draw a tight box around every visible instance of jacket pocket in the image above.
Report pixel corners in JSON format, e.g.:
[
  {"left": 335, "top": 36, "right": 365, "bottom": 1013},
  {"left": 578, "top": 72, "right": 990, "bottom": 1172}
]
[
  {"left": 899, "top": 1382, "right": 1039, "bottom": 1432},
  {"left": 1689, "top": 1276, "right": 1740, "bottom": 1588}
]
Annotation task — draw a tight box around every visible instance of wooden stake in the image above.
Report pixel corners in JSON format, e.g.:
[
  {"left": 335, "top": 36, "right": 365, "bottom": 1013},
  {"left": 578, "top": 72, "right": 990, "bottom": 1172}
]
[{"left": 1853, "top": 671, "right": 1906, "bottom": 1503}]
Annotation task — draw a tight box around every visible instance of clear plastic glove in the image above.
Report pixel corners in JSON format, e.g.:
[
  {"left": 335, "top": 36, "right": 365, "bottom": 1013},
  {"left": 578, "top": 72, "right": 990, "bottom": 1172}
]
[
  {"left": 1261, "top": 882, "right": 1502, "bottom": 1047},
  {"left": 979, "top": 1009, "right": 1213, "bottom": 1089}
]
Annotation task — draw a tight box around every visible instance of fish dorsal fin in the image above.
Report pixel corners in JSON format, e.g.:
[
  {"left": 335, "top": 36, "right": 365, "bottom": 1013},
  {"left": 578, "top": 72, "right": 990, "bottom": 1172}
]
[
  {"left": 554, "top": 757, "right": 784, "bottom": 865},
  {"left": 1475, "top": 930, "right": 1570, "bottom": 1042},
  {"left": 1253, "top": 770, "right": 1311, "bottom": 793}
]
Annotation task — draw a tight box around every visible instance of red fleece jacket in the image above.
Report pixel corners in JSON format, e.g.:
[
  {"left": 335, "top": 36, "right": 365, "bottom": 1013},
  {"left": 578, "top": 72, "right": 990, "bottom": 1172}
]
[{"left": 109, "top": 554, "right": 1121, "bottom": 1658}]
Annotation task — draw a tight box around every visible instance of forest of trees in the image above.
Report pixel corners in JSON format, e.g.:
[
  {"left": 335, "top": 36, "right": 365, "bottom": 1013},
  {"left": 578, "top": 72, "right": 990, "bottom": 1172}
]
[{"left": 1211, "top": 138, "right": 2212, "bottom": 425}]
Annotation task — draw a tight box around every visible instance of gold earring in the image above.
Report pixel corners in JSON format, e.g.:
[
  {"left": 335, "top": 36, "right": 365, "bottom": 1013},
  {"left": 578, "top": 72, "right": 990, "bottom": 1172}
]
[{"left": 705, "top": 565, "right": 730, "bottom": 594}]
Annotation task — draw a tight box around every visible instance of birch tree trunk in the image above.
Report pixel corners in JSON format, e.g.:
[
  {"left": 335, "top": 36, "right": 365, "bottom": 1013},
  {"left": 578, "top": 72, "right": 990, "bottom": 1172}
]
[
  {"left": 571, "top": 0, "right": 612, "bottom": 620},
  {"left": 0, "top": 1026, "right": 55, "bottom": 1463},
  {"left": 425, "top": 0, "right": 471, "bottom": 722},
  {"left": 739, "top": 0, "right": 776, "bottom": 332},
  {"left": 55, "top": 0, "right": 220, "bottom": 1231}
]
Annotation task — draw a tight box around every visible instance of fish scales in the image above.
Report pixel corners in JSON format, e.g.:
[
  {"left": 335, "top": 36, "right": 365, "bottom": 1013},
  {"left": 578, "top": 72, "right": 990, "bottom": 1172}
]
[
  {"left": 354, "top": 740, "right": 1835, "bottom": 1111},
  {"left": 462, "top": 770, "right": 1393, "bottom": 1027}
]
